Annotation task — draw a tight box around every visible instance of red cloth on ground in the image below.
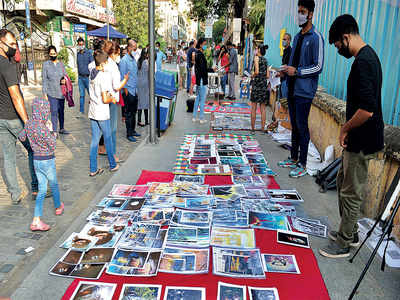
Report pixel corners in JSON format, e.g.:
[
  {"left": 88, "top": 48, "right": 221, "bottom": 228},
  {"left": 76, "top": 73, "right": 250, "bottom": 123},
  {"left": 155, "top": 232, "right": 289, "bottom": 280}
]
[{"left": 61, "top": 170, "right": 329, "bottom": 300}]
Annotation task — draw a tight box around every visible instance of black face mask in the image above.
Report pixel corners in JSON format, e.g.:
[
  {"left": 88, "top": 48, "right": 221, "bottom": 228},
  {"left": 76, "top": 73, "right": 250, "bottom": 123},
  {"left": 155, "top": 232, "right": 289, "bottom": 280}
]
[
  {"left": 338, "top": 37, "right": 352, "bottom": 59},
  {"left": 2, "top": 42, "right": 16, "bottom": 59},
  {"left": 49, "top": 55, "right": 57, "bottom": 61}
]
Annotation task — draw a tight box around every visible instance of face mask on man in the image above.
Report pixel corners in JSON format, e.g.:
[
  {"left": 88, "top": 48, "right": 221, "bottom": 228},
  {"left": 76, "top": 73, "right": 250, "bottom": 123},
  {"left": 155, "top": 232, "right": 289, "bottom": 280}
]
[
  {"left": 115, "top": 56, "right": 121, "bottom": 64},
  {"left": 77, "top": 45, "right": 85, "bottom": 52},
  {"left": 202, "top": 45, "right": 207, "bottom": 51},
  {"left": 2, "top": 42, "right": 16, "bottom": 59},
  {"left": 338, "top": 37, "right": 352, "bottom": 59},
  {"left": 49, "top": 55, "right": 57, "bottom": 61},
  {"left": 282, "top": 40, "right": 288, "bottom": 47},
  {"left": 298, "top": 12, "right": 308, "bottom": 27}
]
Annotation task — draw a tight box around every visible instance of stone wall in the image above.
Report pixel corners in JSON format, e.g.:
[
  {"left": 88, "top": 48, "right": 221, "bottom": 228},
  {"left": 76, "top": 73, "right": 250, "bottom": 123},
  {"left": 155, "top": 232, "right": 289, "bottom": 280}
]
[{"left": 273, "top": 90, "right": 400, "bottom": 239}]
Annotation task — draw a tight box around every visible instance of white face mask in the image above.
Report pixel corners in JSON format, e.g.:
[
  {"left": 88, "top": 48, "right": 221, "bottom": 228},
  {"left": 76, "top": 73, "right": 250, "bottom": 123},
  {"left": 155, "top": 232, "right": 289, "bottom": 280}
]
[
  {"left": 115, "top": 56, "right": 121, "bottom": 64},
  {"left": 298, "top": 13, "right": 308, "bottom": 27}
]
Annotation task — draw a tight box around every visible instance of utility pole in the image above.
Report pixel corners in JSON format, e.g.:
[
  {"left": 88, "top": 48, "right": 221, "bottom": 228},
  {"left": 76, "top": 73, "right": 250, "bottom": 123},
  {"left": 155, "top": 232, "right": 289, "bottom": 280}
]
[
  {"left": 148, "top": 0, "right": 156, "bottom": 143},
  {"left": 106, "top": 0, "right": 110, "bottom": 40},
  {"left": 25, "top": 0, "right": 37, "bottom": 85}
]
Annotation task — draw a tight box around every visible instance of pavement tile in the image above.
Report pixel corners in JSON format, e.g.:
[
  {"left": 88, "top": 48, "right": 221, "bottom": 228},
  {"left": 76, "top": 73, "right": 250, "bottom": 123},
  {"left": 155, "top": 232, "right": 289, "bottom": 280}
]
[{"left": 0, "top": 265, "right": 14, "bottom": 274}]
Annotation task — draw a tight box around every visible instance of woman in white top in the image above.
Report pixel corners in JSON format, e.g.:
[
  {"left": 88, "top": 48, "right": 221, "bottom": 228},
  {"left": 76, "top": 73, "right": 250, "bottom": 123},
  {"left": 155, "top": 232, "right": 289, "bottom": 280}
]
[{"left": 103, "top": 41, "right": 128, "bottom": 161}]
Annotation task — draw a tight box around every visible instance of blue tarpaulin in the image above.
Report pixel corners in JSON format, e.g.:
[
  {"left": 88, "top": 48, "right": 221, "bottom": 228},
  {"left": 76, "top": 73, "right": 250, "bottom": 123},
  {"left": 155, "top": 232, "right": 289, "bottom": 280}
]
[{"left": 87, "top": 25, "right": 127, "bottom": 39}]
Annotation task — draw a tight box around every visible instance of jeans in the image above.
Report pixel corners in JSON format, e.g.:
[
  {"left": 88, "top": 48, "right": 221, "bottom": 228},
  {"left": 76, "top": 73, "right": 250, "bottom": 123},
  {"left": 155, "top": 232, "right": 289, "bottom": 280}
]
[
  {"left": 90, "top": 119, "right": 116, "bottom": 173},
  {"left": 336, "top": 150, "right": 376, "bottom": 248},
  {"left": 48, "top": 95, "right": 65, "bottom": 132},
  {"left": 78, "top": 76, "right": 90, "bottom": 113},
  {"left": 33, "top": 158, "right": 60, "bottom": 217},
  {"left": 221, "top": 74, "right": 228, "bottom": 94},
  {"left": 123, "top": 92, "right": 138, "bottom": 137},
  {"left": 186, "top": 67, "right": 191, "bottom": 92},
  {"left": 287, "top": 96, "right": 313, "bottom": 166},
  {"left": 228, "top": 72, "right": 236, "bottom": 98},
  {"left": 193, "top": 79, "right": 208, "bottom": 120},
  {"left": 110, "top": 103, "right": 118, "bottom": 155},
  {"left": 138, "top": 109, "right": 149, "bottom": 124},
  {"left": 0, "top": 118, "right": 38, "bottom": 200}
]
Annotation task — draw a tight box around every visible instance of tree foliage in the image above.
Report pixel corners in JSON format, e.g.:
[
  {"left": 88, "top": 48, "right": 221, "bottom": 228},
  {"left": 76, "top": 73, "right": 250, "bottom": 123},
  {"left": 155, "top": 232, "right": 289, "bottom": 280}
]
[
  {"left": 188, "top": 0, "right": 230, "bottom": 22},
  {"left": 212, "top": 18, "right": 226, "bottom": 44},
  {"left": 112, "top": 0, "right": 160, "bottom": 46},
  {"left": 248, "top": 0, "right": 266, "bottom": 40}
]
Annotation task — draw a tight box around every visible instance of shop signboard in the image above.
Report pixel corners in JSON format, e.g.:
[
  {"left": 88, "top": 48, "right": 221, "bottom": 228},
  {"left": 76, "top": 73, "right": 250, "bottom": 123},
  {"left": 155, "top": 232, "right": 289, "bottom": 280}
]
[
  {"left": 74, "top": 24, "right": 87, "bottom": 33},
  {"left": 66, "top": 0, "right": 116, "bottom": 24}
]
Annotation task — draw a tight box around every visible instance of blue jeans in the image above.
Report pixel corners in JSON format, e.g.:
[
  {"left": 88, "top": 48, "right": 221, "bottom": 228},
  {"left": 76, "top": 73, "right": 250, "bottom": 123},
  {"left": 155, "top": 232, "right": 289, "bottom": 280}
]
[
  {"left": 47, "top": 95, "right": 65, "bottom": 132},
  {"left": 221, "top": 74, "right": 228, "bottom": 94},
  {"left": 193, "top": 79, "right": 208, "bottom": 120},
  {"left": 0, "top": 119, "right": 38, "bottom": 201},
  {"left": 287, "top": 96, "right": 313, "bottom": 166},
  {"left": 186, "top": 67, "right": 191, "bottom": 92},
  {"left": 78, "top": 76, "right": 90, "bottom": 113},
  {"left": 90, "top": 119, "right": 116, "bottom": 173},
  {"left": 109, "top": 103, "right": 118, "bottom": 155},
  {"left": 33, "top": 158, "right": 60, "bottom": 217}
]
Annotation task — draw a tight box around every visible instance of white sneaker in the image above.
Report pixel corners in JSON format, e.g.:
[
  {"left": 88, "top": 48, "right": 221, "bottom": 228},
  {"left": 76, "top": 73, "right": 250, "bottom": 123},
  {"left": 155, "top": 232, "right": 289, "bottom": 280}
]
[
  {"left": 192, "top": 118, "right": 197, "bottom": 122},
  {"left": 199, "top": 119, "right": 207, "bottom": 124}
]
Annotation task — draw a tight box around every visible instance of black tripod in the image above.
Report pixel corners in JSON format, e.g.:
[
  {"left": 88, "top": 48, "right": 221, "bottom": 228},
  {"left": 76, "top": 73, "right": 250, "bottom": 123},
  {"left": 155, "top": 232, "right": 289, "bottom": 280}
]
[{"left": 348, "top": 189, "right": 400, "bottom": 299}]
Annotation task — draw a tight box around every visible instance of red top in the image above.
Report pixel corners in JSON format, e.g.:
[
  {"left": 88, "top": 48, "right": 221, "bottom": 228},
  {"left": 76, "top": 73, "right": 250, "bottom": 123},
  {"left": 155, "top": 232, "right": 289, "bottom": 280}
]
[{"left": 221, "top": 53, "right": 229, "bottom": 72}]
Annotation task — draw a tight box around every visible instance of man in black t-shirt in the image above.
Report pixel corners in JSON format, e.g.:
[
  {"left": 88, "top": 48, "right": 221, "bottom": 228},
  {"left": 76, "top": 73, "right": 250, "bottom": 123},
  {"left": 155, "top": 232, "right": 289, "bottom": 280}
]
[
  {"left": 319, "top": 15, "right": 384, "bottom": 258},
  {"left": 0, "top": 29, "right": 38, "bottom": 204}
]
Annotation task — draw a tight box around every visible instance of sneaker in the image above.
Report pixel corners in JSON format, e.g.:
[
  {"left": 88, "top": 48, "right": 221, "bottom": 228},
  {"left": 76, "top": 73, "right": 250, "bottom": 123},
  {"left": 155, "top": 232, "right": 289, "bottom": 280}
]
[
  {"left": 328, "top": 231, "right": 360, "bottom": 247},
  {"left": 132, "top": 132, "right": 141, "bottom": 137},
  {"left": 199, "top": 119, "right": 207, "bottom": 124},
  {"left": 319, "top": 241, "right": 350, "bottom": 258},
  {"left": 289, "top": 164, "right": 308, "bottom": 178},
  {"left": 192, "top": 118, "right": 197, "bottom": 122},
  {"left": 59, "top": 129, "right": 70, "bottom": 134},
  {"left": 277, "top": 158, "right": 297, "bottom": 168},
  {"left": 127, "top": 136, "right": 137, "bottom": 142}
]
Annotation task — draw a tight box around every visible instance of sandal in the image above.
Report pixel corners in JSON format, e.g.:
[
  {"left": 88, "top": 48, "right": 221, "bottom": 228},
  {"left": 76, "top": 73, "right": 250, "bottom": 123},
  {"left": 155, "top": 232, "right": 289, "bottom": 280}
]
[
  {"left": 55, "top": 202, "right": 64, "bottom": 215},
  {"left": 89, "top": 169, "right": 104, "bottom": 177},
  {"left": 110, "top": 165, "right": 119, "bottom": 172},
  {"left": 30, "top": 220, "right": 50, "bottom": 232}
]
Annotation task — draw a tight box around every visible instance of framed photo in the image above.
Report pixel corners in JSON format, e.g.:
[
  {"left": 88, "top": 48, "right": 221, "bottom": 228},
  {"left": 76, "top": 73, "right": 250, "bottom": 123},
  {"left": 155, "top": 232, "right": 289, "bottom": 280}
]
[
  {"left": 163, "top": 286, "right": 206, "bottom": 300},
  {"left": 248, "top": 286, "right": 279, "bottom": 300},
  {"left": 118, "top": 284, "right": 162, "bottom": 300},
  {"left": 262, "top": 254, "right": 300, "bottom": 274},
  {"left": 217, "top": 282, "right": 246, "bottom": 300},
  {"left": 69, "top": 281, "right": 116, "bottom": 300},
  {"left": 277, "top": 230, "right": 310, "bottom": 248}
]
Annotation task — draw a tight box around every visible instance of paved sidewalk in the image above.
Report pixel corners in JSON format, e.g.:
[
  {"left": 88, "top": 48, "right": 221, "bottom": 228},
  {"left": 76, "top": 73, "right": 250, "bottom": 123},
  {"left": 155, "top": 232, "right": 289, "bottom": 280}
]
[{"left": 0, "top": 84, "right": 147, "bottom": 296}]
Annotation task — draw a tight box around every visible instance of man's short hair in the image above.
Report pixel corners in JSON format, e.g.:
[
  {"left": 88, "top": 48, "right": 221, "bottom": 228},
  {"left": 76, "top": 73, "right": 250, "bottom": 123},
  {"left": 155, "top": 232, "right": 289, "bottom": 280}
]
[
  {"left": 189, "top": 41, "right": 194, "bottom": 47},
  {"left": 47, "top": 45, "right": 57, "bottom": 54},
  {"left": 226, "top": 41, "right": 233, "bottom": 47},
  {"left": 77, "top": 37, "right": 84, "bottom": 44},
  {"left": 329, "top": 14, "right": 359, "bottom": 44},
  {"left": 94, "top": 50, "right": 108, "bottom": 66},
  {"left": 0, "top": 28, "right": 15, "bottom": 40},
  {"left": 298, "top": 0, "right": 315, "bottom": 12},
  {"left": 284, "top": 33, "right": 292, "bottom": 41},
  {"left": 155, "top": 41, "right": 160, "bottom": 47}
]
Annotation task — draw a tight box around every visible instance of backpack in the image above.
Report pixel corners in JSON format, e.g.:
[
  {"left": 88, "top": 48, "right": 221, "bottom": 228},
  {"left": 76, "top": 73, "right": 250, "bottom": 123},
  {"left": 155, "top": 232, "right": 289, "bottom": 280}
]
[{"left": 315, "top": 157, "right": 342, "bottom": 193}]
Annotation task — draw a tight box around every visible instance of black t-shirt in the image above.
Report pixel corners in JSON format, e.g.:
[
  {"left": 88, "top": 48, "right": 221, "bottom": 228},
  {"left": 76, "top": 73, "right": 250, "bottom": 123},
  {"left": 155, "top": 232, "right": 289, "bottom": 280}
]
[
  {"left": 288, "top": 35, "right": 305, "bottom": 98},
  {"left": 187, "top": 47, "right": 196, "bottom": 68},
  {"left": 0, "top": 56, "right": 19, "bottom": 120},
  {"left": 282, "top": 46, "right": 292, "bottom": 65},
  {"left": 346, "top": 45, "right": 384, "bottom": 154}
]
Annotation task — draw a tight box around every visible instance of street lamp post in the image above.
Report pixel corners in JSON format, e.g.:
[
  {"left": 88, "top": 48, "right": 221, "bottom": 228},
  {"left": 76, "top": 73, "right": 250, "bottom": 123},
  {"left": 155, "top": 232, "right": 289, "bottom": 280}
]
[
  {"left": 148, "top": 0, "right": 156, "bottom": 143},
  {"left": 106, "top": 0, "right": 110, "bottom": 40}
]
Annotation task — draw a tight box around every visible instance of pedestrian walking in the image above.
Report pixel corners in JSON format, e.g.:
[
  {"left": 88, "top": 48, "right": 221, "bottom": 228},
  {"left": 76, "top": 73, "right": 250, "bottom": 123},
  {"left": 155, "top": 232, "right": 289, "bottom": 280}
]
[
  {"left": 218, "top": 45, "right": 229, "bottom": 96},
  {"left": 226, "top": 41, "right": 238, "bottom": 100},
  {"left": 42, "top": 45, "right": 69, "bottom": 135},
  {"left": 120, "top": 39, "right": 141, "bottom": 142},
  {"left": 0, "top": 29, "right": 38, "bottom": 203},
  {"left": 192, "top": 38, "right": 215, "bottom": 124},
  {"left": 278, "top": 0, "right": 324, "bottom": 178},
  {"left": 155, "top": 41, "right": 166, "bottom": 72},
  {"left": 186, "top": 40, "right": 196, "bottom": 96},
  {"left": 88, "top": 50, "right": 119, "bottom": 176},
  {"left": 177, "top": 44, "right": 187, "bottom": 90},
  {"left": 19, "top": 98, "right": 64, "bottom": 231},
  {"left": 137, "top": 48, "right": 150, "bottom": 127},
  {"left": 319, "top": 14, "right": 384, "bottom": 258},
  {"left": 250, "top": 44, "right": 270, "bottom": 134},
  {"left": 77, "top": 37, "right": 93, "bottom": 114},
  {"left": 103, "top": 41, "right": 129, "bottom": 161}
]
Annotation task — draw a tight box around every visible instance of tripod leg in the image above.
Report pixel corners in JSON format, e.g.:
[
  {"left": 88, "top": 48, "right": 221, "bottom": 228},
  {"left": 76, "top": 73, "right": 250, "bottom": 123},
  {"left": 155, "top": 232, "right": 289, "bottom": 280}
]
[
  {"left": 348, "top": 228, "right": 388, "bottom": 300},
  {"left": 349, "top": 216, "right": 381, "bottom": 263}
]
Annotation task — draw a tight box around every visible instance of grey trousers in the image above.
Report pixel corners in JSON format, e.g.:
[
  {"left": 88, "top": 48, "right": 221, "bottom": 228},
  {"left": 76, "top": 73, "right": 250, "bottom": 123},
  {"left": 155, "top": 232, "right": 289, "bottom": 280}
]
[
  {"left": 336, "top": 150, "right": 375, "bottom": 248},
  {"left": 228, "top": 72, "right": 236, "bottom": 98}
]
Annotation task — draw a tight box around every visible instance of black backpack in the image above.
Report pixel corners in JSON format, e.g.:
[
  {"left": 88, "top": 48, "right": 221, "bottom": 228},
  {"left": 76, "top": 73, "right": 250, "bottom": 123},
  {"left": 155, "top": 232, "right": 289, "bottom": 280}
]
[
  {"left": 186, "top": 98, "right": 195, "bottom": 112},
  {"left": 315, "top": 158, "right": 342, "bottom": 193}
]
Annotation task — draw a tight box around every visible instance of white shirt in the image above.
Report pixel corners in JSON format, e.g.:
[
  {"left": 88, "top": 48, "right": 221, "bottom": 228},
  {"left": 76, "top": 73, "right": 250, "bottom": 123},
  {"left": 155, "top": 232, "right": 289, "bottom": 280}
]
[
  {"left": 177, "top": 49, "right": 186, "bottom": 67},
  {"left": 88, "top": 61, "right": 95, "bottom": 74},
  {"left": 88, "top": 70, "right": 112, "bottom": 121},
  {"left": 105, "top": 57, "right": 122, "bottom": 102}
]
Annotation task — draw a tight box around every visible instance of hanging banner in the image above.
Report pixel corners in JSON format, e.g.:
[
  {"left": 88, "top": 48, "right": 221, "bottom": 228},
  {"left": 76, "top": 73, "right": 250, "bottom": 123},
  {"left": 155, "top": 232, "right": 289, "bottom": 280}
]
[
  {"left": 66, "top": 0, "right": 116, "bottom": 24},
  {"left": 25, "top": 0, "right": 31, "bottom": 29}
]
